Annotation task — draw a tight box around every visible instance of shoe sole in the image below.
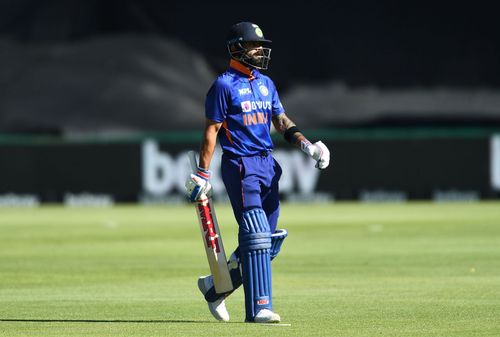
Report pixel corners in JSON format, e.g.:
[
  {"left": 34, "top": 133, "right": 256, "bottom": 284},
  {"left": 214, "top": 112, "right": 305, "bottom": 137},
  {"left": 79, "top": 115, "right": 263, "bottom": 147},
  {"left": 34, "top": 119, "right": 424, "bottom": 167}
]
[
  {"left": 248, "top": 316, "right": 281, "bottom": 324},
  {"left": 254, "top": 319, "right": 281, "bottom": 323}
]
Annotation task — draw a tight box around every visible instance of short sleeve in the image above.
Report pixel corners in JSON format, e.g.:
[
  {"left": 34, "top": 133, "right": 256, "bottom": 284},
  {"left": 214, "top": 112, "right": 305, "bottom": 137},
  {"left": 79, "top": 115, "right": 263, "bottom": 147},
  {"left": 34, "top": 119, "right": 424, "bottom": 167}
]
[
  {"left": 271, "top": 81, "right": 285, "bottom": 116},
  {"left": 205, "top": 78, "right": 230, "bottom": 122}
]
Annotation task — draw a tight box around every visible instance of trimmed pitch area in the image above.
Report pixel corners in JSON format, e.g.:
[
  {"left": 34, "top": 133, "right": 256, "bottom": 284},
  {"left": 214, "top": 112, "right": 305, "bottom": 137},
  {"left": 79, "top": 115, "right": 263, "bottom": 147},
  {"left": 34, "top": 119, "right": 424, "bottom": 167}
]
[{"left": 1, "top": 202, "right": 499, "bottom": 336}]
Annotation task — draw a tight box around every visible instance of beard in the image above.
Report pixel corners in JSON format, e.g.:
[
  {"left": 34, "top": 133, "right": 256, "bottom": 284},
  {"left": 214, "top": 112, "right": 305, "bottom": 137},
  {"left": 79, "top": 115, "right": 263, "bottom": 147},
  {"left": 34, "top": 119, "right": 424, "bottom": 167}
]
[{"left": 244, "top": 48, "right": 271, "bottom": 69}]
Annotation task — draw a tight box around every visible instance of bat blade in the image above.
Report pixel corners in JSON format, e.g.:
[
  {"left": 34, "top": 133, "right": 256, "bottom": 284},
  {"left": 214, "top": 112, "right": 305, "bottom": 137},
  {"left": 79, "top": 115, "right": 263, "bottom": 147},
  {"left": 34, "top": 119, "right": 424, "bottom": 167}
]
[
  {"left": 188, "top": 151, "right": 233, "bottom": 294},
  {"left": 194, "top": 197, "right": 233, "bottom": 293}
]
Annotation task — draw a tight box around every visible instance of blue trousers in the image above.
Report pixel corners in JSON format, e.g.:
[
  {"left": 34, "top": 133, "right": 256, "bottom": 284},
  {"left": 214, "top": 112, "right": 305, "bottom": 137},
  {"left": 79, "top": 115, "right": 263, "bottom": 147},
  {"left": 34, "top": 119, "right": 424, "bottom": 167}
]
[{"left": 221, "top": 152, "right": 282, "bottom": 233}]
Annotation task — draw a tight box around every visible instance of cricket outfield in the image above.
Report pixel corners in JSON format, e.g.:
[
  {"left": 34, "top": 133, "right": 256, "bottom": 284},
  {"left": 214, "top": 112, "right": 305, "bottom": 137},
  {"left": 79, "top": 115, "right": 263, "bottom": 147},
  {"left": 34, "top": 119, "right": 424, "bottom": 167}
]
[{"left": 0, "top": 202, "right": 499, "bottom": 337}]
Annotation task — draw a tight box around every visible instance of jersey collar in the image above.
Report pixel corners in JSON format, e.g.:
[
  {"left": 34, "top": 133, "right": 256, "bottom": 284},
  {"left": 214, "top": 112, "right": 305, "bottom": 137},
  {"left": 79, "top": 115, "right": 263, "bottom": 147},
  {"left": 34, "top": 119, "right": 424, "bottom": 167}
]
[{"left": 229, "top": 59, "right": 258, "bottom": 81}]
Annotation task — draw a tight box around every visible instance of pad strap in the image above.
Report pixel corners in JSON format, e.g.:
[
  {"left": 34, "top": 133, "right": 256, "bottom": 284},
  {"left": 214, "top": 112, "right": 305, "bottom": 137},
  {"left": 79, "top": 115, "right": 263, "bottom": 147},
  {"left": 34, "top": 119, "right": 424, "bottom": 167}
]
[{"left": 270, "top": 229, "right": 288, "bottom": 260}]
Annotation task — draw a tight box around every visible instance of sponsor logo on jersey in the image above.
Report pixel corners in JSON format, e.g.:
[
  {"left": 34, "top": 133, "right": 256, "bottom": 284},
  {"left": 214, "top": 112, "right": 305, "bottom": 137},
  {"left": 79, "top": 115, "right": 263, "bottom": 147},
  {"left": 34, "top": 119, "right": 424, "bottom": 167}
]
[
  {"left": 238, "top": 87, "right": 252, "bottom": 95},
  {"left": 259, "top": 85, "right": 269, "bottom": 96},
  {"left": 240, "top": 100, "right": 272, "bottom": 113},
  {"left": 241, "top": 101, "right": 252, "bottom": 112},
  {"left": 243, "top": 112, "right": 268, "bottom": 126}
]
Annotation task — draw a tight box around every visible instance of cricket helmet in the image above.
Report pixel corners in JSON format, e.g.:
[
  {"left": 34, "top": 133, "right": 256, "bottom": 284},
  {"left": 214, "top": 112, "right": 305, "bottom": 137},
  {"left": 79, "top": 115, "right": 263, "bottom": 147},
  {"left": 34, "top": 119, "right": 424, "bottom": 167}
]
[{"left": 226, "top": 22, "right": 272, "bottom": 70}]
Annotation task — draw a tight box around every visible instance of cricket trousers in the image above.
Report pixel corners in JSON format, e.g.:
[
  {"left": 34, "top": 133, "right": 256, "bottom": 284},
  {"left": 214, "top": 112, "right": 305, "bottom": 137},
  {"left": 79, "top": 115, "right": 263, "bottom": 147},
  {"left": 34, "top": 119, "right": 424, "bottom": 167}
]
[
  {"left": 221, "top": 151, "right": 282, "bottom": 231},
  {"left": 221, "top": 151, "right": 282, "bottom": 320}
]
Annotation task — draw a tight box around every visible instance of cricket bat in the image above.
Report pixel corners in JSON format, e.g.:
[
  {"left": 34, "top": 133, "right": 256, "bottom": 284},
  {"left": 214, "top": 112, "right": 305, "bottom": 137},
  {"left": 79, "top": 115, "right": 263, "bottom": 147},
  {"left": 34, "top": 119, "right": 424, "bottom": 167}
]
[{"left": 188, "top": 151, "right": 233, "bottom": 294}]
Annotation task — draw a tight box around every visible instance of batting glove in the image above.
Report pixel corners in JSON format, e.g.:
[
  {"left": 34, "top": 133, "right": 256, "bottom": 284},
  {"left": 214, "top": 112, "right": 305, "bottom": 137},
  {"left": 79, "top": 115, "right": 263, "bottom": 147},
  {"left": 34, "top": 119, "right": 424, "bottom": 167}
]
[
  {"left": 185, "top": 167, "right": 212, "bottom": 202},
  {"left": 301, "top": 140, "right": 331, "bottom": 170}
]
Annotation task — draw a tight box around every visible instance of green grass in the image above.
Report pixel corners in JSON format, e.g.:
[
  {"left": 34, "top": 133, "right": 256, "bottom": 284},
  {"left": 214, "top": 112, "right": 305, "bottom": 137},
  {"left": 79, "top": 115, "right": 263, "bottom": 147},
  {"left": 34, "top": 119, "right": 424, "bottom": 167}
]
[{"left": 0, "top": 202, "right": 499, "bottom": 336}]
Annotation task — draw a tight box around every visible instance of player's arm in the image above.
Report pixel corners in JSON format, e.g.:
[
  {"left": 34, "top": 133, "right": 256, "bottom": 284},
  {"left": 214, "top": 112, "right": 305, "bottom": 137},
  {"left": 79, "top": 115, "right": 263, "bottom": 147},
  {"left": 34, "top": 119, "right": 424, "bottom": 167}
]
[
  {"left": 272, "top": 112, "right": 305, "bottom": 148},
  {"left": 185, "top": 118, "right": 222, "bottom": 202},
  {"left": 272, "top": 113, "right": 331, "bottom": 170},
  {"left": 199, "top": 118, "right": 223, "bottom": 170}
]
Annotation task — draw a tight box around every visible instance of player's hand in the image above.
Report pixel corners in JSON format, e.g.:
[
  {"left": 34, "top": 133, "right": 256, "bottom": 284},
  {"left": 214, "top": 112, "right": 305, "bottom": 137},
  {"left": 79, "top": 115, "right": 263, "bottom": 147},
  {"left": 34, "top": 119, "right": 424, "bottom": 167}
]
[
  {"left": 185, "top": 167, "right": 212, "bottom": 202},
  {"left": 302, "top": 141, "right": 330, "bottom": 170}
]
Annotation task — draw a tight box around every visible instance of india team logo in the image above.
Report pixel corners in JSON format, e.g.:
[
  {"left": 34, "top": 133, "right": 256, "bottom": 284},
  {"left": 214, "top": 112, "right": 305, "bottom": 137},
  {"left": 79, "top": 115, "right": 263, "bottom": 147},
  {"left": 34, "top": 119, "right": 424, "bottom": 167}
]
[
  {"left": 259, "top": 85, "right": 269, "bottom": 96},
  {"left": 252, "top": 24, "right": 264, "bottom": 37},
  {"left": 241, "top": 101, "right": 252, "bottom": 112}
]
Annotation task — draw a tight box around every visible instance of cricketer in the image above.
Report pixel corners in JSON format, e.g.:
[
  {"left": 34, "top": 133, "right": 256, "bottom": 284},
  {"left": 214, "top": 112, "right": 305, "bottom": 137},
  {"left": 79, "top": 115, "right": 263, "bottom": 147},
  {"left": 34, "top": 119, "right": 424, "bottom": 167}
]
[{"left": 185, "top": 21, "right": 330, "bottom": 323}]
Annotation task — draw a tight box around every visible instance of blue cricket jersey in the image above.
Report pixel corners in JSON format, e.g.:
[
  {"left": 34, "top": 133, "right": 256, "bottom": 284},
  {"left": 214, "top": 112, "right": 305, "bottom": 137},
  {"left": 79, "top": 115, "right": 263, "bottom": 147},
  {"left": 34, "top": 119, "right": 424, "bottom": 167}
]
[{"left": 205, "top": 59, "right": 285, "bottom": 156}]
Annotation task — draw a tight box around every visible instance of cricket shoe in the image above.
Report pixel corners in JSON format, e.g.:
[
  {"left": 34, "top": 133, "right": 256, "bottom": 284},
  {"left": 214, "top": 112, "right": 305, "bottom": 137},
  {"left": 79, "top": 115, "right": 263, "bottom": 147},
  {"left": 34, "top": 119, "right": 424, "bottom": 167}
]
[
  {"left": 197, "top": 275, "right": 230, "bottom": 322},
  {"left": 253, "top": 309, "right": 281, "bottom": 323}
]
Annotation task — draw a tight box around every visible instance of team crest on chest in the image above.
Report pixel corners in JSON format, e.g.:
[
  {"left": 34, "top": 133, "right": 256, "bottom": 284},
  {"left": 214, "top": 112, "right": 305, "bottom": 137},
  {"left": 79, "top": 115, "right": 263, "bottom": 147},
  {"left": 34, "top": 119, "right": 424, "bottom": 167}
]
[{"left": 259, "top": 85, "right": 269, "bottom": 97}]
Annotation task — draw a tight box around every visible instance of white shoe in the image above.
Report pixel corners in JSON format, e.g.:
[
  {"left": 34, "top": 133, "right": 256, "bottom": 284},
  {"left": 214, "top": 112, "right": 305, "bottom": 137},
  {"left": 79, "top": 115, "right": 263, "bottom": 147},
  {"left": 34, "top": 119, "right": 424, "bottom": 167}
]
[
  {"left": 197, "top": 276, "right": 230, "bottom": 322},
  {"left": 254, "top": 309, "right": 281, "bottom": 323}
]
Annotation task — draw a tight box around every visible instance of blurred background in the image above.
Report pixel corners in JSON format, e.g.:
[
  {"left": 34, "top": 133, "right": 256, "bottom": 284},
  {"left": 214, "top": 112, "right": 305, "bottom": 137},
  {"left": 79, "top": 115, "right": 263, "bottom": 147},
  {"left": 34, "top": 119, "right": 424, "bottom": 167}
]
[{"left": 1, "top": 0, "right": 499, "bottom": 205}]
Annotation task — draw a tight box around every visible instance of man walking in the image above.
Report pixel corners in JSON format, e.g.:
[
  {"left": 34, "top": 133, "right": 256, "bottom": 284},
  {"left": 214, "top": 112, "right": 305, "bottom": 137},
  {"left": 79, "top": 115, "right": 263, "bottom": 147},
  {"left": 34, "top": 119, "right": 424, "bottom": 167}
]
[{"left": 186, "top": 22, "right": 330, "bottom": 323}]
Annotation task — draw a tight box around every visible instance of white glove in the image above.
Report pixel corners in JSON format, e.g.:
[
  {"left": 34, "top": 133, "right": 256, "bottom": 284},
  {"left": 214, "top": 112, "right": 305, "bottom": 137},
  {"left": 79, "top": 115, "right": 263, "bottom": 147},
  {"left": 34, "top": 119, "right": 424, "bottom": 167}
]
[
  {"left": 301, "top": 140, "right": 330, "bottom": 170},
  {"left": 185, "top": 167, "right": 212, "bottom": 202}
]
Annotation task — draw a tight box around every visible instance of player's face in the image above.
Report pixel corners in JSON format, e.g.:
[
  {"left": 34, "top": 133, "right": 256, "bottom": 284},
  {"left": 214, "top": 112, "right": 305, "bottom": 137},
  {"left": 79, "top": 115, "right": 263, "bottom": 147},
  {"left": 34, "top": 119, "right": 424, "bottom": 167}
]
[
  {"left": 233, "top": 41, "right": 271, "bottom": 70},
  {"left": 242, "top": 42, "right": 265, "bottom": 62}
]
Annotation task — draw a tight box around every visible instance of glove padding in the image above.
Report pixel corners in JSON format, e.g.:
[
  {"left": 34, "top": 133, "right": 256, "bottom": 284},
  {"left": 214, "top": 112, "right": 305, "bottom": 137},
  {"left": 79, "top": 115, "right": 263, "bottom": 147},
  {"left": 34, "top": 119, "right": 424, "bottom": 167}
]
[
  {"left": 302, "top": 141, "right": 330, "bottom": 170},
  {"left": 185, "top": 167, "right": 212, "bottom": 202}
]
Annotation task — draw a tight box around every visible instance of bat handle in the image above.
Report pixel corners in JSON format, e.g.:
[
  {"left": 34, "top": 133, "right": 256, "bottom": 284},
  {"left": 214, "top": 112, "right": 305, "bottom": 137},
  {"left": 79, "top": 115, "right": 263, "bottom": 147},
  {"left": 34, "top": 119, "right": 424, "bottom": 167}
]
[{"left": 187, "top": 151, "right": 198, "bottom": 173}]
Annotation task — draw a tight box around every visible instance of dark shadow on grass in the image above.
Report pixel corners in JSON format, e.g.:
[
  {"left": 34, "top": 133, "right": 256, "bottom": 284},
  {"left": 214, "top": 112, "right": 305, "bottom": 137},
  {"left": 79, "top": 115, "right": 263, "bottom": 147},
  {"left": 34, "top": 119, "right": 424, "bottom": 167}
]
[{"left": 0, "top": 318, "right": 211, "bottom": 324}]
